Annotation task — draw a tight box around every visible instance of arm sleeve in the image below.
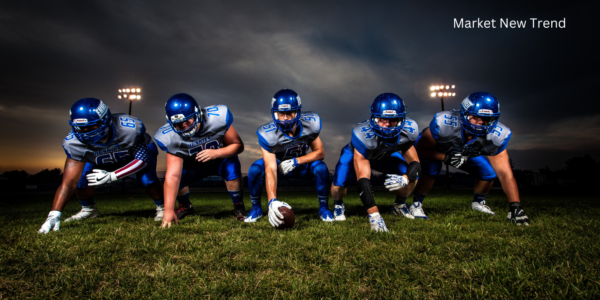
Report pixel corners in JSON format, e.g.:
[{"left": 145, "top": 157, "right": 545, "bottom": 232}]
[{"left": 113, "top": 140, "right": 149, "bottom": 178}]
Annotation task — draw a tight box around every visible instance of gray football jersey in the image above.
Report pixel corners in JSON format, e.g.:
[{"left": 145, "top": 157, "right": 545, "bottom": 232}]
[
  {"left": 62, "top": 114, "right": 151, "bottom": 165},
  {"left": 428, "top": 110, "right": 512, "bottom": 156},
  {"left": 257, "top": 111, "right": 321, "bottom": 160},
  {"left": 349, "top": 117, "right": 419, "bottom": 161},
  {"left": 154, "top": 104, "right": 233, "bottom": 163}
]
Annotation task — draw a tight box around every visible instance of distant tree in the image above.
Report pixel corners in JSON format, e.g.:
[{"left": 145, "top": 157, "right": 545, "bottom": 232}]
[
  {"left": 1, "top": 170, "right": 29, "bottom": 182},
  {"left": 29, "top": 168, "right": 63, "bottom": 184}
]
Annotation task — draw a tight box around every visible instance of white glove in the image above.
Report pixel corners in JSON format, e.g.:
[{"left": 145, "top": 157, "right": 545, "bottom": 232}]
[
  {"left": 38, "top": 211, "right": 61, "bottom": 234},
  {"left": 384, "top": 174, "right": 408, "bottom": 191},
  {"left": 268, "top": 199, "right": 292, "bottom": 227},
  {"left": 86, "top": 169, "right": 118, "bottom": 186},
  {"left": 278, "top": 158, "right": 299, "bottom": 175}
]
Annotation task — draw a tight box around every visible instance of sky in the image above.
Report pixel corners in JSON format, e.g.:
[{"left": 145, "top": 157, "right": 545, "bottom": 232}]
[{"left": 0, "top": 0, "right": 598, "bottom": 174}]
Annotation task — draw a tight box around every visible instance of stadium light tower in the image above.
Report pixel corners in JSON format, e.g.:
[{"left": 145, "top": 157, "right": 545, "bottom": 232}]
[
  {"left": 430, "top": 84, "right": 456, "bottom": 190},
  {"left": 118, "top": 87, "right": 142, "bottom": 115}
]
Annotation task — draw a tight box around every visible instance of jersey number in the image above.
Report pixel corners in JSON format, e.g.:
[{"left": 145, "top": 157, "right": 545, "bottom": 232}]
[
  {"left": 120, "top": 117, "right": 136, "bottom": 128},
  {"left": 207, "top": 107, "right": 219, "bottom": 117},
  {"left": 403, "top": 120, "right": 416, "bottom": 133},
  {"left": 492, "top": 126, "right": 502, "bottom": 137},
  {"left": 443, "top": 115, "right": 458, "bottom": 127},
  {"left": 361, "top": 126, "right": 375, "bottom": 139},
  {"left": 188, "top": 140, "right": 220, "bottom": 156},
  {"left": 283, "top": 143, "right": 308, "bottom": 159},
  {"left": 95, "top": 150, "right": 130, "bottom": 165}
]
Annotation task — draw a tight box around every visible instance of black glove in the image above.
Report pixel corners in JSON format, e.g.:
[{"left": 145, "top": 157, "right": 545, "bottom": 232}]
[
  {"left": 507, "top": 202, "right": 530, "bottom": 226},
  {"left": 444, "top": 152, "right": 467, "bottom": 168}
]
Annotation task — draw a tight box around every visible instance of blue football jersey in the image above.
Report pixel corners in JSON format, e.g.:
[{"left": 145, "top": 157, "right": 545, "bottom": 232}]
[
  {"left": 257, "top": 111, "right": 321, "bottom": 161},
  {"left": 349, "top": 117, "right": 419, "bottom": 160},
  {"left": 428, "top": 110, "right": 511, "bottom": 156},
  {"left": 154, "top": 104, "right": 233, "bottom": 163},
  {"left": 62, "top": 114, "right": 152, "bottom": 165}
]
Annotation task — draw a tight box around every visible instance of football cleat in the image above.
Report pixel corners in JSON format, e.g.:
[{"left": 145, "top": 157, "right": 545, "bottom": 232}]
[
  {"left": 319, "top": 207, "right": 335, "bottom": 222},
  {"left": 154, "top": 205, "right": 164, "bottom": 221},
  {"left": 244, "top": 207, "right": 263, "bottom": 223},
  {"left": 368, "top": 212, "right": 389, "bottom": 232},
  {"left": 507, "top": 202, "right": 530, "bottom": 226},
  {"left": 392, "top": 203, "right": 415, "bottom": 219},
  {"left": 233, "top": 203, "right": 246, "bottom": 221},
  {"left": 471, "top": 201, "right": 496, "bottom": 215},
  {"left": 409, "top": 202, "right": 429, "bottom": 219},
  {"left": 333, "top": 204, "right": 346, "bottom": 221},
  {"left": 175, "top": 203, "right": 194, "bottom": 220},
  {"left": 64, "top": 205, "right": 98, "bottom": 222}
]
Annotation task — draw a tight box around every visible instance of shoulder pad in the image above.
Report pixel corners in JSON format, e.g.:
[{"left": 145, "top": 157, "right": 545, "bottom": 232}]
[
  {"left": 487, "top": 122, "right": 512, "bottom": 146},
  {"left": 402, "top": 117, "right": 419, "bottom": 142},
  {"left": 257, "top": 121, "right": 279, "bottom": 151},
  {"left": 300, "top": 111, "right": 322, "bottom": 134},
  {"left": 153, "top": 123, "right": 179, "bottom": 153},
  {"left": 62, "top": 131, "right": 86, "bottom": 161},
  {"left": 351, "top": 121, "right": 378, "bottom": 153}
]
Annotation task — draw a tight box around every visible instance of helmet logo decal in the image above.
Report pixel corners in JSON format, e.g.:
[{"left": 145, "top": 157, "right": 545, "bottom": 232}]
[
  {"left": 170, "top": 114, "right": 186, "bottom": 123},
  {"left": 96, "top": 101, "right": 108, "bottom": 118},
  {"left": 296, "top": 95, "right": 301, "bottom": 106},
  {"left": 462, "top": 98, "right": 473, "bottom": 110},
  {"left": 271, "top": 97, "right": 276, "bottom": 108},
  {"left": 73, "top": 118, "right": 88, "bottom": 124},
  {"left": 478, "top": 109, "right": 493, "bottom": 115},
  {"left": 278, "top": 104, "right": 291, "bottom": 110},
  {"left": 382, "top": 110, "right": 396, "bottom": 116}
]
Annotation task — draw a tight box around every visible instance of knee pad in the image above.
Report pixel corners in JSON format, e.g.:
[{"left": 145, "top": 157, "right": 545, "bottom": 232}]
[
  {"left": 406, "top": 161, "right": 421, "bottom": 182},
  {"left": 312, "top": 162, "right": 329, "bottom": 179},
  {"left": 357, "top": 178, "right": 376, "bottom": 209}
]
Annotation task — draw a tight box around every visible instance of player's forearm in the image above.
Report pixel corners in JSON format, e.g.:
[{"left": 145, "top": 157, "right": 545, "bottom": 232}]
[
  {"left": 296, "top": 149, "right": 324, "bottom": 165},
  {"left": 216, "top": 143, "right": 244, "bottom": 159},
  {"left": 51, "top": 183, "right": 77, "bottom": 211},
  {"left": 498, "top": 173, "right": 521, "bottom": 203},
  {"left": 163, "top": 175, "right": 181, "bottom": 211},
  {"left": 265, "top": 166, "right": 278, "bottom": 200}
]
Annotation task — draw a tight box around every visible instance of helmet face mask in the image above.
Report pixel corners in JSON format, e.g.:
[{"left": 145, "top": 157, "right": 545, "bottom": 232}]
[
  {"left": 165, "top": 93, "right": 203, "bottom": 138},
  {"left": 460, "top": 92, "right": 501, "bottom": 136},
  {"left": 69, "top": 98, "right": 113, "bottom": 145},
  {"left": 369, "top": 93, "right": 407, "bottom": 139},
  {"left": 271, "top": 89, "right": 302, "bottom": 132}
]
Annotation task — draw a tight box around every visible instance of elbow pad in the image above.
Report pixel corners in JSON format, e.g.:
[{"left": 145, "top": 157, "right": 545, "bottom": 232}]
[
  {"left": 357, "top": 178, "right": 377, "bottom": 210},
  {"left": 406, "top": 161, "right": 421, "bottom": 182}
]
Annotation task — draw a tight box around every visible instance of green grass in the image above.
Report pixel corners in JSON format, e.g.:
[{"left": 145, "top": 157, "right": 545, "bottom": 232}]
[{"left": 1, "top": 190, "right": 600, "bottom": 299}]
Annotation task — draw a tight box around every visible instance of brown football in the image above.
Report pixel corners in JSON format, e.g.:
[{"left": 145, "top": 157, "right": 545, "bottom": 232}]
[{"left": 276, "top": 206, "right": 295, "bottom": 229}]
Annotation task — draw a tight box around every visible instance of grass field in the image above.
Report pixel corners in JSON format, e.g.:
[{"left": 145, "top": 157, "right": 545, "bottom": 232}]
[{"left": 1, "top": 190, "right": 600, "bottom": 299}]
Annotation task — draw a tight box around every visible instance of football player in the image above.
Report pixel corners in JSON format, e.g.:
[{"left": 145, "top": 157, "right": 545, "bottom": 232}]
[
  {"left": 330, "top": 93, "right": 420, "bottom": 232},
  {"left": 155, "top": 93, "right": 246, "bottom": 228},
  {"left": 38, "top": 98, "right": 164, "bottom": 234},
  {"left": 246, "top": 89, "right": 332, "bottom": 226},
  {"left": 411, "top": 92, "right": 529, "bottom": 225}
]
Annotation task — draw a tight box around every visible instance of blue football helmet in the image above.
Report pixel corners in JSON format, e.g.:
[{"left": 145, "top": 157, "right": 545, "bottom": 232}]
[
  {"left": 271, "top": 89, "right": 302, "bottom": 132},
  {"left": 460, "top": 92, "right": 501, "bottom": 136},
  {"left": 369, "top": 93, "right": 406, "bottom": 139},
  {"left": 69, "top": 98, "right": 114, "bottom": 145},
  {"left": 165, "top": 93, "right": 203, "bottom": 138}
]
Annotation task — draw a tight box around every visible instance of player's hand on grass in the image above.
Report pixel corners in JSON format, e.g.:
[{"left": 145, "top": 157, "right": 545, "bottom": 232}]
[
  {"left": 268, "top": 199, "right": 292, "bottom": 227},
  {"left": 38, "top": 211, "right": 61, "bottom": 234},
  {"left": 278, "top": 158, "right": 298, "bottom": 175},
  {"left": 507, "top": 202, "right": 530, "bottom": 226},
  {"left": 444, "top": 152, "right": 467, "bottom": 168},
  {"left": 87, "top": 169, "right": 118, "bottom": 186},
  {"left": 196, "top": 149, "right": 219, "bottom": 163},
  {"left": 160, "top": 209, "right": 178, "bottom": 228},
  {"left": 384, "top": 174, "right": 408, "bottom": 191}
]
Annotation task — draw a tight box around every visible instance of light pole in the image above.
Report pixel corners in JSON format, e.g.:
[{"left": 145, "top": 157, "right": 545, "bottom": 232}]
[
  {"left": 118, "top": 88, "right": 142, "bottom": 115},
  {"left": 430, "top": 84, "right": 456, "bottom": 190}
]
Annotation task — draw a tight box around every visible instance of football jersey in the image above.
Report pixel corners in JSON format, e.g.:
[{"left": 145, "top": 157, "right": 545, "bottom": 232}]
[
  {"left": 349, "top": 117, "right": 419, "bottom": 161},
  {"left": 257, "top": 111, "right": 321, "bottom": 161},
  {"left": 62, "top": 114, "right": 152, "bottom": 165},
  {"left": 428, "top": 110, "right": 511, "bottom": 157},
  {"left": 154, "top": 104, "right": 233, "bottom": 163}
]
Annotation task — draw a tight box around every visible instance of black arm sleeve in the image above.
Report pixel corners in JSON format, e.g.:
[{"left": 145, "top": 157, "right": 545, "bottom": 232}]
[{"left": 357, "top": 178, "right": 377, "bottom": 210}]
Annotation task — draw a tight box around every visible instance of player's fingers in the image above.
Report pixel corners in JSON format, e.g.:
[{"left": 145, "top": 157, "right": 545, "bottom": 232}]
[{"left": 53, "top": 221, "right": 60, "bottom": 231}]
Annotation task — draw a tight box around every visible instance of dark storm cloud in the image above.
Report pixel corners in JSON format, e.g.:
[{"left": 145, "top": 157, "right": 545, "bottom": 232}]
[{"left": 0, "top": 0, "right": 597, "bottom": 172}]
